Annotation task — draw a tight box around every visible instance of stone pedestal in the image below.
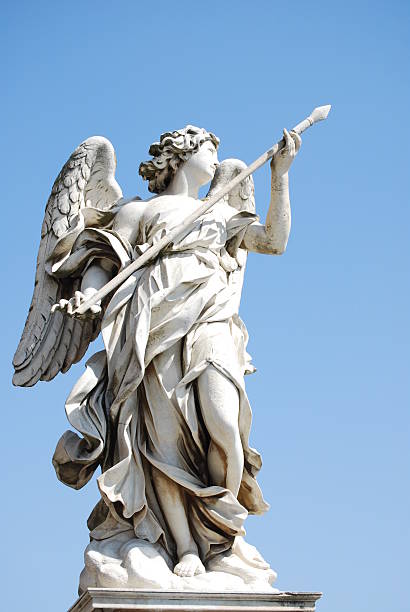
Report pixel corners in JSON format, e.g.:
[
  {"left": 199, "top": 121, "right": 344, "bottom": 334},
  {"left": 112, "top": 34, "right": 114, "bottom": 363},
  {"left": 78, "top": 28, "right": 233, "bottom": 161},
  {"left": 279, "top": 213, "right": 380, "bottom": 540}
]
[{"left": 68, "top": 589, "right": 322, "bottom": 612}]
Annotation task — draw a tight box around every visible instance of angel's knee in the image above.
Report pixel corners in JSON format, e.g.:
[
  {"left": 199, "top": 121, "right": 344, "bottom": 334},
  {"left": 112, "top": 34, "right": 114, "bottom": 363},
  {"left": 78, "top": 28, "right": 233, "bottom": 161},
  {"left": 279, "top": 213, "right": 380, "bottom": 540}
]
[{"left": 197, "top": 366, "right": 241, "bottom": 455}]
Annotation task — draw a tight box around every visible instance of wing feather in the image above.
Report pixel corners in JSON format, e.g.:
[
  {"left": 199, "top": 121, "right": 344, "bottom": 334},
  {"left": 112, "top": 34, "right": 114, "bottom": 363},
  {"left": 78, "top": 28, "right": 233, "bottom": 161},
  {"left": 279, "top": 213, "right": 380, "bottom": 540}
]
[
  {"left": 13, "top": 136, "right": 122, "bottom": 387},
  {"left": 75, "top": 319, "right": 97, "bottom": 363},
  {"left": 62, "top": 319, "right": 85, "bottom": 373},
  {"left": 207, "top": 158, "right": 255, "bottom": 213},
  {"left": 44, "top": 316, "right": 76, "bottom": 381}
]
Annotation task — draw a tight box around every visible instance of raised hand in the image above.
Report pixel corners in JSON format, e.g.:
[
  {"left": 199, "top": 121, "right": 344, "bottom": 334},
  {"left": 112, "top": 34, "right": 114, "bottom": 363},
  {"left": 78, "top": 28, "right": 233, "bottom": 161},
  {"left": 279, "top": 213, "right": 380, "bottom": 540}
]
[
  {"left": 51, "top": 290, "right": 102, "bottom": 319},
  {"left": 270, "top": 128, "right": 302, "bottom": 178}
]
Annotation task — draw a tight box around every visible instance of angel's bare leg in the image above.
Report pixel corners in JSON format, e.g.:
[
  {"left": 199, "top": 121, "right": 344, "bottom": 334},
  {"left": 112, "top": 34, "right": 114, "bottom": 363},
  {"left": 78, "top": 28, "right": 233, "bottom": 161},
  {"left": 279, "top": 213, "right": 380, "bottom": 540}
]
[
  {"left": 197, "top": 365, "right": 270, "bottom": 571},
  {"left": 150, "top": 342, "right": 205, "bottom": 577},
  {"left": 151, "top": 467, "right": 205, "bottom": 576},
  {"left": 197, "top": 365, "right": 243, "bottom": 496}
]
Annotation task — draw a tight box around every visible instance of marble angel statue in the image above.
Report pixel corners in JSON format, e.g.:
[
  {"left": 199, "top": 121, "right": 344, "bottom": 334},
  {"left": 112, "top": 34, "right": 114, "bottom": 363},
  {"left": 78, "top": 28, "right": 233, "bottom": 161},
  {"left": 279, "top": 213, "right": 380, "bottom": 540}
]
[{"left": 13, "top": 124, "right": 301, "bottom": 591}]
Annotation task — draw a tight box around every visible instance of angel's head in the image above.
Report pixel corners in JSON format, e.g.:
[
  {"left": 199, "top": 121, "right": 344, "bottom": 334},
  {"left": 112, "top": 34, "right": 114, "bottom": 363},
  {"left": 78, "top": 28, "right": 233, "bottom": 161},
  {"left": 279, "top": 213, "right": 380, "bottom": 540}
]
[{"left": 139, "top": 125, "right": 220, "bottom": 194}]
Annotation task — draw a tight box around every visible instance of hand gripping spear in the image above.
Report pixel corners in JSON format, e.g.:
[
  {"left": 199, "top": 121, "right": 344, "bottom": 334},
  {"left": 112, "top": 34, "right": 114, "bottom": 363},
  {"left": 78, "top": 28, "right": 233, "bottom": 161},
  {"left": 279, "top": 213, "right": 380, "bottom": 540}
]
[{"left": 74, "top": 105, "right": 331, "bottom": 317}]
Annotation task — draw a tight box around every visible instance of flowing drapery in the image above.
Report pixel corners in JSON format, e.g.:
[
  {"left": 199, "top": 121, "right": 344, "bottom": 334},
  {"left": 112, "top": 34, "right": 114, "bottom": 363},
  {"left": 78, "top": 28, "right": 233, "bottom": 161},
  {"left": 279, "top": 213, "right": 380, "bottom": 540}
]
[{"left": 51, "top": 200, "right": 269, "bottom": 562}]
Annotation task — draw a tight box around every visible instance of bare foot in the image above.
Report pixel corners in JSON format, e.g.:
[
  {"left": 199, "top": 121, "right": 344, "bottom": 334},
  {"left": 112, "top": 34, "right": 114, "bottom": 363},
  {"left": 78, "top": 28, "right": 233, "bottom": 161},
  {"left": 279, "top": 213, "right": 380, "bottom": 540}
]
[
  {"left": 232, "top": 536, "right": 270, "bottom": 570},
  {"left": 174, "top": 552, "right": 206, "bottom": 577}
]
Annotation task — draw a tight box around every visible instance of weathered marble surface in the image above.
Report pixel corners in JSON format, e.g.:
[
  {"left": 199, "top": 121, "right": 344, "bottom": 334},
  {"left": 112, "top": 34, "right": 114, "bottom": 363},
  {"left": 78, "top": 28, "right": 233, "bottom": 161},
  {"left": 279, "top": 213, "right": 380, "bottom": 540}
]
[
  {"left": 13, "top": 123, "right": 309, "bottom": 588},
  {"left": 69, "top": 589, "right": 322, "bottom": 612}
]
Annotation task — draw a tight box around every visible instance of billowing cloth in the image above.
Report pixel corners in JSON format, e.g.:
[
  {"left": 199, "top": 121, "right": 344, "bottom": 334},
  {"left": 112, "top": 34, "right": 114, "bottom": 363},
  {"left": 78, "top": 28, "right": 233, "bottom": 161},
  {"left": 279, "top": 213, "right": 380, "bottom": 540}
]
[{"left": 52, "top": 199, "right": 269, "bottom": 562}]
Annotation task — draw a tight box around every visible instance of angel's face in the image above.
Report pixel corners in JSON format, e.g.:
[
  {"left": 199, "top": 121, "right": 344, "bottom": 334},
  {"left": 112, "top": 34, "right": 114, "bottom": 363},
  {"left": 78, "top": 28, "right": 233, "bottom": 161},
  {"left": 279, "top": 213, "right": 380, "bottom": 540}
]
[{"left": 182, "top": 141, "right": 219, "bottom": 188}]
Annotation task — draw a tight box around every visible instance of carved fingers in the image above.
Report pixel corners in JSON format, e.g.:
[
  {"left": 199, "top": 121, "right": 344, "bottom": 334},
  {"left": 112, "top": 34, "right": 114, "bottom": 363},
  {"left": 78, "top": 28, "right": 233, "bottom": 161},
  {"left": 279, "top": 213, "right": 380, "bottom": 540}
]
[
  {"left": 271, "top": 128, "right": 302, "bottom": 177},
  {"left": 51, "top": 291, "right": 102, "bottom": 319},
  {"left": 288, "top": 129, "right": 301, "bottom": 153}
]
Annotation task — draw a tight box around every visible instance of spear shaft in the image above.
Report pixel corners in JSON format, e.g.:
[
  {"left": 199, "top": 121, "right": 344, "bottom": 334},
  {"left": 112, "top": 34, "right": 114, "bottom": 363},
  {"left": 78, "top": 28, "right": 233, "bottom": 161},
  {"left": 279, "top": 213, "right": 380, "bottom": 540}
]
[{"left": 75, "top": 105, "right": 331, "bottom": 316}]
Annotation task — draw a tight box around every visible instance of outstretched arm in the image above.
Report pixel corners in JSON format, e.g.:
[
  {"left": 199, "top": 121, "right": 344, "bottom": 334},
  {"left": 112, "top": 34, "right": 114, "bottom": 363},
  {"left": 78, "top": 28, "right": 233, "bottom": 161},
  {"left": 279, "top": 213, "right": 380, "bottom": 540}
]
[{"left": 242, "top": 129, "right": 301, "bottom": 255}]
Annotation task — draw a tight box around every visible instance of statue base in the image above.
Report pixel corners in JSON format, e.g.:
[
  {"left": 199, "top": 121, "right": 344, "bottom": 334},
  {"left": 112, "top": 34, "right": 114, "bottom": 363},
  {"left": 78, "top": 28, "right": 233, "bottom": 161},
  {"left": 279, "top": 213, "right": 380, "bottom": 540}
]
[
  {"left": 78, "top": 532, "right": 278, "bottom": 592},
  {"left": 68, "top": 589, "right": 322, "bottom": 611}
]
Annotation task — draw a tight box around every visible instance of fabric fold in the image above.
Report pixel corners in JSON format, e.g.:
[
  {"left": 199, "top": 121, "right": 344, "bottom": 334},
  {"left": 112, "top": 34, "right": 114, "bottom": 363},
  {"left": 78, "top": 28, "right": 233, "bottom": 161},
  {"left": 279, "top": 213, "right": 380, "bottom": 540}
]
[{"left": 52, "top": 199, "right": 268, "bottom": 562}]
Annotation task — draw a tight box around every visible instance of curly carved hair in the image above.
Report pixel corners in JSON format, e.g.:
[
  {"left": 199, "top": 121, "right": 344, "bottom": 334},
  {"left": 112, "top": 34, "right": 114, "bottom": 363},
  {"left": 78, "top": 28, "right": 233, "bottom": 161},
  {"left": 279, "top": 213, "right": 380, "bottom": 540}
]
[{"left": 139, "top": 125, "right": 220, "bottom": 194}]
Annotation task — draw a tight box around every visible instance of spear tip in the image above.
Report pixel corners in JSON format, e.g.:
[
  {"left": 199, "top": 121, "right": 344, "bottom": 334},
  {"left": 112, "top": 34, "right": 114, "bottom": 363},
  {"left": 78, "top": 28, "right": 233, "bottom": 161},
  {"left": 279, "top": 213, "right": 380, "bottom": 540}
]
[{"left": 311, "top": 104, "right": 332, "bottom": 123}]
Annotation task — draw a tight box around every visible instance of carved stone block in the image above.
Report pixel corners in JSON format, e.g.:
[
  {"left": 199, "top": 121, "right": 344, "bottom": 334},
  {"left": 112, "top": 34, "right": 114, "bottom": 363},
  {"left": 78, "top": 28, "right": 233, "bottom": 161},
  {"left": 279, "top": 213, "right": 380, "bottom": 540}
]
[{"left": 68, "top": 589, "right": 322, "bottom": 612}]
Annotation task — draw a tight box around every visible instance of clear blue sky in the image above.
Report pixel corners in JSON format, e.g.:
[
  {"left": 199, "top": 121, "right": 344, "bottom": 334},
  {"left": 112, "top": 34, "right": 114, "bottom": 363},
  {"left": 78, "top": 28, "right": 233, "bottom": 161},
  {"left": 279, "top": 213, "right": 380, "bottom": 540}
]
[{"left": 1, "top": 1, "right": 408, "bottom": 610}]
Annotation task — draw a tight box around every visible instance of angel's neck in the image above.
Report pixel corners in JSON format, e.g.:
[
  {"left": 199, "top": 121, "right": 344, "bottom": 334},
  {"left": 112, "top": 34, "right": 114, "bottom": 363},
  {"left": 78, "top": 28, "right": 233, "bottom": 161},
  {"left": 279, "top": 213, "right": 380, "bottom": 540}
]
[{"left": 164, "top": 169, "right": 200, "bottom": 199}]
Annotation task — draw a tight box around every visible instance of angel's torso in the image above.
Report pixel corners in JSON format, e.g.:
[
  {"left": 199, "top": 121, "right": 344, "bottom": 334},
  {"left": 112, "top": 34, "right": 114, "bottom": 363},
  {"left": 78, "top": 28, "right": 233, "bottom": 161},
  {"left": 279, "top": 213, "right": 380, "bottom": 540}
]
[{"left": 112, "top": 195, "right": 240, "bottom": 253}]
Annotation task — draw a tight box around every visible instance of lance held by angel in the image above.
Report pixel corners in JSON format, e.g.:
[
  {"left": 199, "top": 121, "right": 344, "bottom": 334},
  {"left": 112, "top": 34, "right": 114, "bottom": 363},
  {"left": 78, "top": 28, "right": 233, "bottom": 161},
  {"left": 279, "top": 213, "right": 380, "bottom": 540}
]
[{"left": 13, "top": 110, "right": 329, "bottom": 591}]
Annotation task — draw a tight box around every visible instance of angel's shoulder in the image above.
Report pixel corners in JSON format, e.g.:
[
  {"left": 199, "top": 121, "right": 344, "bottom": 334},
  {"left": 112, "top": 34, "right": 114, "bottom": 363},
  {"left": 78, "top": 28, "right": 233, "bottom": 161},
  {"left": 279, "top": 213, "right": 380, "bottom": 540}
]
[{"left": 112, "top": 197, "right": 148, "bottom": 243}]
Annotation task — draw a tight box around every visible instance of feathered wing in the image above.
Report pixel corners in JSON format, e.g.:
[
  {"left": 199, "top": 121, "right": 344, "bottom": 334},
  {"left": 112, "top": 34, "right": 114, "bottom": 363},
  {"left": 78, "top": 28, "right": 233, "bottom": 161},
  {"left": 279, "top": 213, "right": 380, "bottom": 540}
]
[
  {"left": 207, "top": 157, "right": 255, "bottom": 210},
  {"left": 13, "top": 136, "right": 123, "bottom": 387},
  {"left": 207, "top": 157, "right": 256, "bottom": 254}
]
